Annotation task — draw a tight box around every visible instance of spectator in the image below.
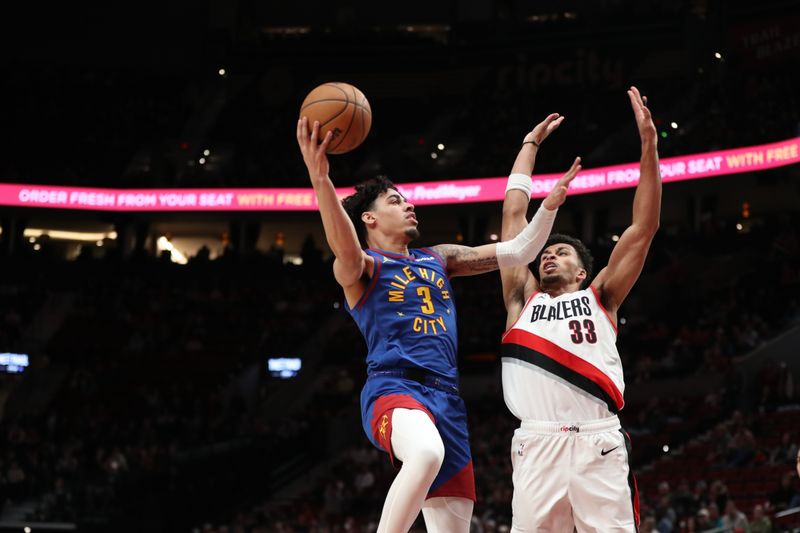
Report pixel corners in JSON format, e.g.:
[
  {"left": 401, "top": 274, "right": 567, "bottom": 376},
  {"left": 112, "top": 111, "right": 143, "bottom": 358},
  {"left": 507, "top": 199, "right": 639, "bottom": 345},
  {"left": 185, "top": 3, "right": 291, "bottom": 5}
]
[
  {"left": 727, "top": 422, "right": 757, "bottom": 467},
  {"left": 695, "top": 507, "right": 712, "bottom": 531},
  {"left": 748, "top": 503, "right": 772, "bottom": 533},
  {"left": 641, "top": 514, "right": 659, "bottom": 533},
  {"left": 721, "top": 500, "right": 750, "bottom": 533},
  {"left": 768, "top": 431, "right": 798, "bottom": 466},
  {"left": 707, "top": 502, "right": 724, "bottom": 531},
  {"left": 671, "top": 479, "right": 696, "bottom": 518},
  {"left": 692, "top": 480, "right": 710, "bottom": 512},
  {"left": 769, "top": 471, "right": 800, "bottom": 511},
  {"left": 710, "top": 480, "right": 730, "bottom": 514}
]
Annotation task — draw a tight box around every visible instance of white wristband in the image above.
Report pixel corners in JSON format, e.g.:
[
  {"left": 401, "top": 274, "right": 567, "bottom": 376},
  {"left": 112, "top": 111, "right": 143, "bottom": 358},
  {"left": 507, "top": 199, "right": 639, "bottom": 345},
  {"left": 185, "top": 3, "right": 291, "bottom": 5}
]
[
  {"left": 506, "top": 173, "right": 533, "bottom": 197},
  {"left": 496, "top": 205, "right": 557, "bottom": 269}
]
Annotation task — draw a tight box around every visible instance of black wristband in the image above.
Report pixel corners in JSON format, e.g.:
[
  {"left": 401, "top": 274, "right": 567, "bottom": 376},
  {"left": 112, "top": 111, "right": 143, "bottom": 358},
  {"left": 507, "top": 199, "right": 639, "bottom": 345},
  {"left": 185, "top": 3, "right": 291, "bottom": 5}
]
[{"left": 523, "top": 140, "right": 540, "bottom": 147}]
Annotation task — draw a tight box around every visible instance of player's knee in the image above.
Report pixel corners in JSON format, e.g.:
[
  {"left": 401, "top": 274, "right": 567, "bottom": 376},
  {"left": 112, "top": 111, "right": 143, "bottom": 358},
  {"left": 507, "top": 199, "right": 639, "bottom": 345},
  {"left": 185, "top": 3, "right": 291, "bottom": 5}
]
[
  {"left": 410, "top": 436, "right": 445, "bottom": 476},
  {"left": 391, "top": 408, "right": 445, "bottom": 476}
]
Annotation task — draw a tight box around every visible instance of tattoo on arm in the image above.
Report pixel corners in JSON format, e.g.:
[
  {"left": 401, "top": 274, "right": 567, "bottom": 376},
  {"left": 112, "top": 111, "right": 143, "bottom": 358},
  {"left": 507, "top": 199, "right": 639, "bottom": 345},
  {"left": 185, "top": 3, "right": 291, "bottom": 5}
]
[{"left": 435, "top": 244, "right": 499, "bottom": 274}]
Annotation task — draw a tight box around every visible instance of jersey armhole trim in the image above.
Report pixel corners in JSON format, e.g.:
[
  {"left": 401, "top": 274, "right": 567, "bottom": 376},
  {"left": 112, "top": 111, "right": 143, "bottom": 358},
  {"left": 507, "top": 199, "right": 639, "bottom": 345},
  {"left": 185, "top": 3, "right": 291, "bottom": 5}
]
[
  {"left": 420, "top": 248, "right": 450, "bottom": 279},
  {"left": 501, "top": 291, "right": 539, "bottom": 341},
  {"left": 589, "top": 284, "right": 618, "bottom": 334},
  {"left": 420, "top": 247, "right": 447, "bottom": 271},
  {"left": 352, "top": 252, "right": 382, "bottom": 311},
  {"left": 369, "top": 248, "right": 413, "bottom": 260}
]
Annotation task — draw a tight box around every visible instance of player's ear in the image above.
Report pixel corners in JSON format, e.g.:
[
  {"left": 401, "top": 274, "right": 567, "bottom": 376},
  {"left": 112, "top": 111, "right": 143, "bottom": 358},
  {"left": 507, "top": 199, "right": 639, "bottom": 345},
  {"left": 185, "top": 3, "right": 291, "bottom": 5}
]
[
  {"left": 576, "top": 268, "right": 587, "bottom": 283},
  {"left": 361, "top": 211, "right": 376, "bottom": 226}
]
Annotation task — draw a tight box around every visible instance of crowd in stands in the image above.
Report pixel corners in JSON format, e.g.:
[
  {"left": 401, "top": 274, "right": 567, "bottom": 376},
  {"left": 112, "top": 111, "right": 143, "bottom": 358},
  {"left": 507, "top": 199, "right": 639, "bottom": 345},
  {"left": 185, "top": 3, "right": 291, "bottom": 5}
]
[
  {"left": 0, "top": 252, "right": 340, "bottom": 530},
  {"left": 2, "top": 5, "right": 799, "bottom": 531},
  {"left": 188, "top": 214, "right": 799, "bottom": 531},
  {"left": 192, "top": 390, "right": 800, "bottom": 533},
  {"left": 1, "top": 207, "right": 799, "bottom": 531},
  {"left": 635, "top": 408, "right": 800, "bottom": 533},
  {"left": 0, "top": 204, "right": 796, "bottom": 533}
]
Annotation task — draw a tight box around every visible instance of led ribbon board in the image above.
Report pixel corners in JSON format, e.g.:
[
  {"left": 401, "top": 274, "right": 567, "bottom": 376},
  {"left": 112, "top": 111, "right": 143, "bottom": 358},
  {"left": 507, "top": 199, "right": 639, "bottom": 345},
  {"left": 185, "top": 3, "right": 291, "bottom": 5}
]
[{"left": 1, "top": 137, "right": 797, "bottom": 212}]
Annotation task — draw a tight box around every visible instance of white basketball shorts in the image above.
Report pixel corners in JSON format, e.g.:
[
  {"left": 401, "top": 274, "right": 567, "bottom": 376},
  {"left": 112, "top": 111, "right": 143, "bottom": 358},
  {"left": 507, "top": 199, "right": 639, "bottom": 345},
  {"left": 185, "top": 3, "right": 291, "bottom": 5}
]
[{"left": 510, "top": 416, "right": 639, "bottom": 532}]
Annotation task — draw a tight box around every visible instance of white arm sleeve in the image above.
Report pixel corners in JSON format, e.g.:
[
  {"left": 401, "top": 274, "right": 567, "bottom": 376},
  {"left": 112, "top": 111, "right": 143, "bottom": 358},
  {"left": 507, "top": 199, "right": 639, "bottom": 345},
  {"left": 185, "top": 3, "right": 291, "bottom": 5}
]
[{"left": 495, "top": 205, "right": 557, "bottom": 269}]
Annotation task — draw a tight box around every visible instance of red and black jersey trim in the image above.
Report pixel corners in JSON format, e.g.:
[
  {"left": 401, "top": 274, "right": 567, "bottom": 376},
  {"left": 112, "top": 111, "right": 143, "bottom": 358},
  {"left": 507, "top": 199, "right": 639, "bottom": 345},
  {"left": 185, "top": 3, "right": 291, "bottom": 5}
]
[{"left": 502, "top": 329, "right": 624, "bottom": 414}]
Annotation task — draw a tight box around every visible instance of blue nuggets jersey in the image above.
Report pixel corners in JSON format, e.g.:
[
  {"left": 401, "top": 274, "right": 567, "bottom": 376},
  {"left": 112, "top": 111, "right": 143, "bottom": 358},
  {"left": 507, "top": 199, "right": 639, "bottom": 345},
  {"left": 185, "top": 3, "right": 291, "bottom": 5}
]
[{"left": 346, "top": 248, "right": 458, "bottom": 379}]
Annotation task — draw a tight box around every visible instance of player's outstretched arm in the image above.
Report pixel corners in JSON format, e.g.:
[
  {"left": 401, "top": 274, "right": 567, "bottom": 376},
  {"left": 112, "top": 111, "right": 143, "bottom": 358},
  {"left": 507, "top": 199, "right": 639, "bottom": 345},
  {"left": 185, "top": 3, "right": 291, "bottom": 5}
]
[
  {"left": 501, "top": 114, "right": 563, "bottom": 320},
  {"left": 297, "top": 117, "right": 368, "bottom": 290},
  {"left": 501, "top": 156, "right": 581, "bottom": 324},
  {"left": 592, "top": 86, "right": 662, "bottom": 314},
  {"left": 433, "top": 156, "right": 579, "bottom": 279}
]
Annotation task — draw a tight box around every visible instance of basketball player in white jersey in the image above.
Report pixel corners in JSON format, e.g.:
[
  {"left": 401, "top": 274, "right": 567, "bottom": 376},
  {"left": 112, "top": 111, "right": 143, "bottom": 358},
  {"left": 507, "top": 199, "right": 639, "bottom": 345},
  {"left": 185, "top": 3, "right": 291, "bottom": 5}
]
[{"left": 499, "top": 86, "right": 661, "bottom": 532}]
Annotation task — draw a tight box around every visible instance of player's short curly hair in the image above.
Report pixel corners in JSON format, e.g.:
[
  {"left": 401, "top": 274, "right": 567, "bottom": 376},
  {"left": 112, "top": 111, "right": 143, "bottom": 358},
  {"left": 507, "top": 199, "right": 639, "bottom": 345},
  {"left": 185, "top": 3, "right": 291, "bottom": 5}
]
[
  {"left": 532, "top": 233, "right": 594, "bottom": 289},
  {"left": 341, "top": 176, "right": 396, "bottom": 247}
]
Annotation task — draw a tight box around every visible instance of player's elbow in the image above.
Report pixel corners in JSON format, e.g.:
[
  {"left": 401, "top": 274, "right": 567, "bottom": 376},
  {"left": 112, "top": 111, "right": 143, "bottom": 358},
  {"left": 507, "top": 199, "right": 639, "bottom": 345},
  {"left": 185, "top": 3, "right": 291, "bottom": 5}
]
[
  {"left": 628, "top": 222, "right": 658, "bottom": 246},
  {"left": 502, "top": 202, "right": 527, "bottom": 219},
  {"left": 645, "top": 218, "right": 660, "bottom": 237},
  {"left": 634, "top": 215, "right": 660, "bottom": 238}
]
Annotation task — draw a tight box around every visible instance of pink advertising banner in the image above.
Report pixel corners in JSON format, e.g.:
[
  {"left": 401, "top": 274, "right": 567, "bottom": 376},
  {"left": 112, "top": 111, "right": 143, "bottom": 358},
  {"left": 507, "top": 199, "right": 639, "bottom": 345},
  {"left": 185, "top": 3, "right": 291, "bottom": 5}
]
[{"left": 1, "top": 137, "right": 798, "bottom": 212}]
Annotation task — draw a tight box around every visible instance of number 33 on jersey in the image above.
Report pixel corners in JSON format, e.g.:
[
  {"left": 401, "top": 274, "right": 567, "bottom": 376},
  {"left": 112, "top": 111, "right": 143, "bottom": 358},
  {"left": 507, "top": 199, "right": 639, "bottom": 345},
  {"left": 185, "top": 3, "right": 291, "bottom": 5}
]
[{"left": 501, "top": 287, "right": 625, "bottom": 421}]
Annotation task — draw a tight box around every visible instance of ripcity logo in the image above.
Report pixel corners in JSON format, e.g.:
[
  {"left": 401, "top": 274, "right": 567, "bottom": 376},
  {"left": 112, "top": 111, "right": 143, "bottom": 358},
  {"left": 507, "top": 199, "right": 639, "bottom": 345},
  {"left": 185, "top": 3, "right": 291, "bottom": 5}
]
[{"left": 560, "top": 425, "right": 580, "bottom": 433}]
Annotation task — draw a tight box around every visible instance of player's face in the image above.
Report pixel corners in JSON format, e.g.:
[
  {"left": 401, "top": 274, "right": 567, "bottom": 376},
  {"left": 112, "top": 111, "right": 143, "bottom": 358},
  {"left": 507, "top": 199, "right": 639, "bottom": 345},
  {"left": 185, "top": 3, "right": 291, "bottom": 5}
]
[
  {"left": 371, "top": 189, "right": 419, "bottom": 240},
  {"left": 539, "top": 243, "right": 586, "bottom": 287}
]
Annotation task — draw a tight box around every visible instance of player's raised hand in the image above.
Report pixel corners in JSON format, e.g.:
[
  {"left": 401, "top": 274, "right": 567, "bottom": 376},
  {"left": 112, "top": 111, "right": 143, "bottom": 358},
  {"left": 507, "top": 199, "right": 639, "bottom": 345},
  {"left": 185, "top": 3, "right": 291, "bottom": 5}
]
[
  {"left": 628, "top": 86, "right": 657, "bottom": 144},
  {"left": 542, "top": 157, "right": 581, "bottom": 211},
  {"left": 297, "top": 117, "right": 334, "bottom": 183},
  {"left": 524, "top": 113, "right": 565, "bottom": 146}
]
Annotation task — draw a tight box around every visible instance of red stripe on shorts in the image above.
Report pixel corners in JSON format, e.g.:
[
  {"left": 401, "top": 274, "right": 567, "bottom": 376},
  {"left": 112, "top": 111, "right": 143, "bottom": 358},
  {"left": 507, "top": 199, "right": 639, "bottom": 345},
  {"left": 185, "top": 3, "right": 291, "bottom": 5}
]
[{"left": 427, "top": 459, "right": 476, "bottom": 502}]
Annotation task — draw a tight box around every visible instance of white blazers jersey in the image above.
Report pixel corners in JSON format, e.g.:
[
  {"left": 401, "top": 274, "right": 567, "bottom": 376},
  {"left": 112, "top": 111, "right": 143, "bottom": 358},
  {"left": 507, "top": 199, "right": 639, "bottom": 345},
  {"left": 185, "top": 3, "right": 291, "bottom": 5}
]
[{"left": 501, "top": 286, "right": 624, "bottom": 421}]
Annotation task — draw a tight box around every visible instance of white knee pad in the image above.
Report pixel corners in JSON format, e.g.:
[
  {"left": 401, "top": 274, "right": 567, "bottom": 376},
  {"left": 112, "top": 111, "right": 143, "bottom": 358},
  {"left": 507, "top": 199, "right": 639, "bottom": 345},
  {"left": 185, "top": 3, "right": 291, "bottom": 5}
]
[{"left": 391, "top": 408, "right": 445, "bottom": 475}]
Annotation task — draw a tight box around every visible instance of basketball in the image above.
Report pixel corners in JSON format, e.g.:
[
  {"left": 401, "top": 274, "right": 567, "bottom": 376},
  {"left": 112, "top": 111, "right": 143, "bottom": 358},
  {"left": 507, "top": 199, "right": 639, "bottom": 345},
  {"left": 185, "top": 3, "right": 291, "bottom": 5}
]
[{"left": 299, "top": 82, "right": 372, "bottom": 154}]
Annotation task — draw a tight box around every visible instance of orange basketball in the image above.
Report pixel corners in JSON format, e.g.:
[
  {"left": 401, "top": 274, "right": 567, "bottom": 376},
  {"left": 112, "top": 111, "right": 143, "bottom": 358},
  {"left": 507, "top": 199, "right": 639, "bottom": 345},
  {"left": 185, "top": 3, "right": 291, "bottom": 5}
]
[{"left": 299, "top": 82, "right": 372, "bottom": 154}]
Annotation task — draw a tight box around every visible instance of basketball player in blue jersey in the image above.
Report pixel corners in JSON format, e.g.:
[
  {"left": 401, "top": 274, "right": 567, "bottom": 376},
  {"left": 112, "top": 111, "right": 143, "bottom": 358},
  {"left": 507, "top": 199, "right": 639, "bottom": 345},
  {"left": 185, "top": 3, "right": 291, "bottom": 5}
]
[
  {"left": 499, "top": 86, "right": 661, "bottom": 531},
  {"left": 297, "top": 114, "right": 578, "bottom": 532}
]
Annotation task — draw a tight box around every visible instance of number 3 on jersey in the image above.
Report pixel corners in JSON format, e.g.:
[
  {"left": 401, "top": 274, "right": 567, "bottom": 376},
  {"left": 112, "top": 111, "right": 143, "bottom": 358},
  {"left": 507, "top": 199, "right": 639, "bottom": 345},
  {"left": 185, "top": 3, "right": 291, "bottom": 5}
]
[
  {"left": 568, "top": 319, "right": 597, "bottom": 344},
  {"left": 416, "top": 286, "right": 435, "bottom": 314}
]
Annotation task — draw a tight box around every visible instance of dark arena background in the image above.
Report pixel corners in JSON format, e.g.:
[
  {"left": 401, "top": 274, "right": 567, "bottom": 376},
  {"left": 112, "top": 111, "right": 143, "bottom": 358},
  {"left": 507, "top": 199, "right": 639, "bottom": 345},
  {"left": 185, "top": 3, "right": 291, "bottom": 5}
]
[{"left": 2, "top": 1, "right": 800, "bottom": 532}]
